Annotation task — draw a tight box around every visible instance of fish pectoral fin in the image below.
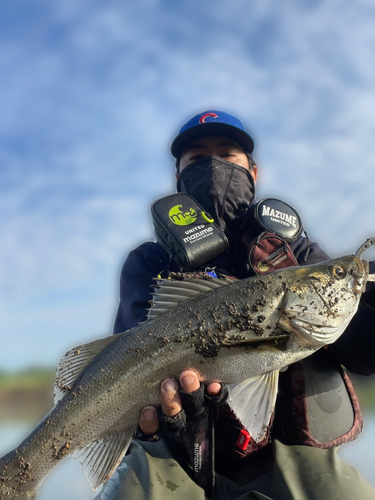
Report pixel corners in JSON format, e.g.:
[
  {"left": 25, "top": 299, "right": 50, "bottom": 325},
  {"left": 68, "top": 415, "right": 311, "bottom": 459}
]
[
  {"left": 73, "top": 430, "right": 133, "bottom": 491},
  {"left": 226, "top": 370, "right": 279, "bottom": 443},
  {"left": 54, "top": 334, "right": 123, "bottom": 404}
]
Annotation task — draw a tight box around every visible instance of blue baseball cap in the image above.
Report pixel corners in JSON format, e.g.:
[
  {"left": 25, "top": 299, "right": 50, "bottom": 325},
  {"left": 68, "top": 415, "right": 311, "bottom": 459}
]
[{"left": 171, "top": 110, "right": 255, "bottom": 158}]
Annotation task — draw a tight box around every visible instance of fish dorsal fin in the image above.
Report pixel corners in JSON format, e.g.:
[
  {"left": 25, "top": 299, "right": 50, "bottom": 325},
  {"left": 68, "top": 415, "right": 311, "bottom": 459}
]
[
  {"left": 146, "top": 277, "right": 230, "bottom": 321},
  {"left": 54, "top": 334, "right": 121, "bottom": 404},
  {"left": 73, "top": 430, "right": 133, "bottom": 491},
  {"left": 226, "top": 370, "right": 279, "bottom": 443}
]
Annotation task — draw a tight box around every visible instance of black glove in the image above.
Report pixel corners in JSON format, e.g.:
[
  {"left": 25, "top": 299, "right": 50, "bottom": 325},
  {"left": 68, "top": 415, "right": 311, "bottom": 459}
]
[{"left": 160, "top": 382, "right": 228, "bottom": 497}]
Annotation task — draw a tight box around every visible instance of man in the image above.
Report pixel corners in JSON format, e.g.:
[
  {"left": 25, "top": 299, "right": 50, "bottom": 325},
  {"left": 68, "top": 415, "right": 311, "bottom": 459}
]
[{"left": 97, "top": 111, "right": 375, "bottom": 499}]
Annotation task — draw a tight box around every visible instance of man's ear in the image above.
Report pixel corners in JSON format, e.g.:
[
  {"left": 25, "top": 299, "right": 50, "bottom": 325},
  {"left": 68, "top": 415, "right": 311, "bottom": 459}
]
[{"left": 251, "top": 165, "right": 258, "bottom": 183}]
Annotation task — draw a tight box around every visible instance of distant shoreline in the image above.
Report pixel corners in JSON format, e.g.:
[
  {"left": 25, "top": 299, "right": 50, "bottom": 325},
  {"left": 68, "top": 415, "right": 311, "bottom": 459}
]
[
  {"left": 0, "top": 368, "right": 55, "bottom": 423},
  {"left": 0, "top": 367, "right": 374, "bottom": 424}
]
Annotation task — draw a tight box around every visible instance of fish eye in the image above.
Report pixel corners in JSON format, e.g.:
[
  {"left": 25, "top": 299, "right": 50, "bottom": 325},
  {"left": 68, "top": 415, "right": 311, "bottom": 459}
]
[{"left": 330, "top": 265, "right": 346, "bottom": 279}]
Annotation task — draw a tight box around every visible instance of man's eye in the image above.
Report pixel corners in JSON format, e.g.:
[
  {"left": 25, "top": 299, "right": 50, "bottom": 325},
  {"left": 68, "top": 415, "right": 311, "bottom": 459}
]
[
  {"left": 190, "top": 155, "right": 204, "bottom": 161},
  {"left": 222, "top": 153, "right": 234, "bottom": 158}
]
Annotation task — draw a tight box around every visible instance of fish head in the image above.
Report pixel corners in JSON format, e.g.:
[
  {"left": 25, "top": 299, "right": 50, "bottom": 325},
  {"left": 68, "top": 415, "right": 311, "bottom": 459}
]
[{"left": 280, "top": 252, "right": 370, "bottom": 346}]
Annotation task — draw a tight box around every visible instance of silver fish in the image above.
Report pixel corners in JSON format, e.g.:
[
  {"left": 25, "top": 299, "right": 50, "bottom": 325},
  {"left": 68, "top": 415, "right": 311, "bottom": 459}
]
[{"left": 1, "top": 238, "right": 374, "bottom": 500}]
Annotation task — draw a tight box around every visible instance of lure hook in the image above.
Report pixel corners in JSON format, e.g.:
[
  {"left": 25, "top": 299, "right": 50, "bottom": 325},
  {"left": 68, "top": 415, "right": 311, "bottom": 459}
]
[{"left": 355, "top": 237, "right": 375, "bottom": 258}]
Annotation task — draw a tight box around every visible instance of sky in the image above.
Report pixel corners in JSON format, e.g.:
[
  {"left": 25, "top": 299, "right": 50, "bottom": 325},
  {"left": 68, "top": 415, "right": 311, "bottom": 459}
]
[{"left": 1, "top": 0, "right": 375, "bottom": 371}]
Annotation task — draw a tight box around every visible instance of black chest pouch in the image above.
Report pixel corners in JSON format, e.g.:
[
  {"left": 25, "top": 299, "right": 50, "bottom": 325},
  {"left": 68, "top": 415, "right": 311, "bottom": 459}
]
[
  {"left": 243, "top": 198, "right": 307, "bottom": 275},
  {"left": 151, "top": 193, "right": 229, "bottom": 271},
  {"left": 251, "top": 198, "right": 303, "bottom": 241}
]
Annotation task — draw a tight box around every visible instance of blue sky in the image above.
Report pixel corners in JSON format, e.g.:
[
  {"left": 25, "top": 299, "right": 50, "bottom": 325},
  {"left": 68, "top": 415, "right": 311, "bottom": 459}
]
[{"left": 1, "top": 0, "right": 375, "bottom": 371}]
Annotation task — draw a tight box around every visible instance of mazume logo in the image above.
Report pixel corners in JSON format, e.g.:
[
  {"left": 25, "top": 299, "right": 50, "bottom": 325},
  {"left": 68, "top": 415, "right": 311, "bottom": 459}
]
[
  {"left": 169, "top": 204, "right": 198, "bottom": 225},
  {"left": 262, "top": 204, "right": 297, "bottom": 228}
]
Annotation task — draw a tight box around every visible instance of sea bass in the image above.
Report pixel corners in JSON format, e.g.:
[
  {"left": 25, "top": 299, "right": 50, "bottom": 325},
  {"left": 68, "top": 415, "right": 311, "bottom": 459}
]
[{"left": 1, "top": 239, "right": 374, "bottom": 500}]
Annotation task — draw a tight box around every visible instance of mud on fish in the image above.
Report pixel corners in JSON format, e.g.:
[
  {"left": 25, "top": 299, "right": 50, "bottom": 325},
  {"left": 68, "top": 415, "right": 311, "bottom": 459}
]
[{"left": 1, "top": 238, "right": 374, "bottom": 500}]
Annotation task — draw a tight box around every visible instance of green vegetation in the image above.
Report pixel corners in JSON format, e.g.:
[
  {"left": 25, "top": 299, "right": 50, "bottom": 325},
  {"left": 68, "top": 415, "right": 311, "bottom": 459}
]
[
  {"left": 0, "top": 367, "right": 55, "bottom": 423},
  {"left": 352, "top": 375, "right": 375, "bottom": 410},
  {"left": 0, "top": 367, "right": 55, "bottom": 390}
]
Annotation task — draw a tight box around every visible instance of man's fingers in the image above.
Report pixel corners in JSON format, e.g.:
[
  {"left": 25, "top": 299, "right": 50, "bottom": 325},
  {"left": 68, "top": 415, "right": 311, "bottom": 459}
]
[
  {"left": 138, "top": 374, "right": 225, "bottom": 436},
  {"left": 179, "top": 370, "right": 206, "bottom": 421},
  {"left": 207, "top": 382, "right": 222, "bottom": 397},
  {"left": 179, "top": 370, "right": 200, "bottom": 393},
  {"left": 206, "top": 382, "right": 228, "bottom": 407},
  {"left": 139, "top": 406, "right": 159, "bottom": 435},
  {"left": 160, "top": 378, "right": 182, "bottom": 417}
]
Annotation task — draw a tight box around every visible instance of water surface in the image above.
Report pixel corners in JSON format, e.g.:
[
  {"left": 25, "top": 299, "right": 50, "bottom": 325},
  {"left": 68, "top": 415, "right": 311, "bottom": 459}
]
[{"left": 1, "top": 416, "right": 374, "bottom": 498}]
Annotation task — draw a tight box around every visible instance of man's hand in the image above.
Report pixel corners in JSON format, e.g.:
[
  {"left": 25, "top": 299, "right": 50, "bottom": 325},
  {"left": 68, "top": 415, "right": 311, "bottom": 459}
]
[
  {"left": 137, "top": 370, "right": 225, "bottom": 495},
  {"left": 139, "top": 370, "right": 222, "bottom": 436}
]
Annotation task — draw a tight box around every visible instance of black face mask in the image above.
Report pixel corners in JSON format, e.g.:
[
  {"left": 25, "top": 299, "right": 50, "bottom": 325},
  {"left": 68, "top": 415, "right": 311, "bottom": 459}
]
[{"left": 177, "top": 156, "right": 255, "bottom": 240}]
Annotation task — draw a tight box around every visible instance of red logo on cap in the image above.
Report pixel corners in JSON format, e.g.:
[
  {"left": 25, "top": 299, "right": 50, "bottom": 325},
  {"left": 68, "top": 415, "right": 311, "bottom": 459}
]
[{"left": 199, "top": 113, "right": 218, "bottom": 124}]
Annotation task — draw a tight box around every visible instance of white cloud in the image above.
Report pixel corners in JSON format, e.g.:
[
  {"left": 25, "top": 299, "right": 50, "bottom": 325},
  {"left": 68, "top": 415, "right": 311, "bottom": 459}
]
[{"left": 1, "top": 0, "right": 375, "bottom": 371}]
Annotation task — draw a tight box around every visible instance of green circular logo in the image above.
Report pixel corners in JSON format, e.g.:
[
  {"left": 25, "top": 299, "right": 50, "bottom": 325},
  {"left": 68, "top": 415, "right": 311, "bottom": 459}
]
[
  {"left": 169, "top": 204, "right": 198, "bottom": 225},
  {"left": 257, "top": 261, "right": 270, "bottom": 272}
]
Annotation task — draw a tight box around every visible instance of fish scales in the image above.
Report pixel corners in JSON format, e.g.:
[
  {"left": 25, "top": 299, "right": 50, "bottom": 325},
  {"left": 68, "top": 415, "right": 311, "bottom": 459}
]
[{"left": 1, "top": 244, "right": 374, "bottom": 500}]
